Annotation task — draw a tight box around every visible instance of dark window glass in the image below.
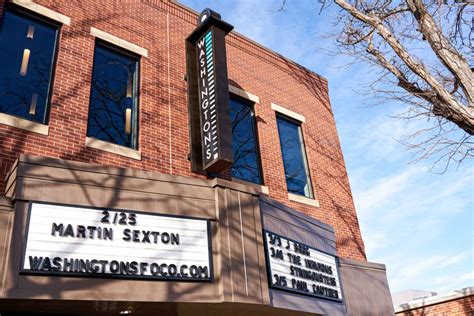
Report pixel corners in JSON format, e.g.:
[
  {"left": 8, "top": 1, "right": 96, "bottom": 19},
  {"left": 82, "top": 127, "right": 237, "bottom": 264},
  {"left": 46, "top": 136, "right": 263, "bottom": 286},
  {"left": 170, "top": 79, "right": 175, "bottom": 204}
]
[
  {"left": 0, "top": 9, "right": 58, "bottom": 124},
  {"left": 87, "top": 43, "right": 139, "bottom": 149},
  {"left": 276, "top": 115, "right": 313, "bottom": 198},
  {"left": 230, "top": 98, "right": 262, "bottom": 184}
]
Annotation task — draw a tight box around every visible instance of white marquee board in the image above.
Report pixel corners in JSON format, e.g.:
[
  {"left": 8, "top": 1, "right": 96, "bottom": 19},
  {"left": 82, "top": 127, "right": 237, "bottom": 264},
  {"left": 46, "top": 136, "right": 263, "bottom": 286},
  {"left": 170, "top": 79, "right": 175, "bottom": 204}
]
[
  {"left": 264, "top": 230, "right": 343, "bottom": 301},
  {"left": 22, "top": 202, "right": 212, "bottom": 281}
]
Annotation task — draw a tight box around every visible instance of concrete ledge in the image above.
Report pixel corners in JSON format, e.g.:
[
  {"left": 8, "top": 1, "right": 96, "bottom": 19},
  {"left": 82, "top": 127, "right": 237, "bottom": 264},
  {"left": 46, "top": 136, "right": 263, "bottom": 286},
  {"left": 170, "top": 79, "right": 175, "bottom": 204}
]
[
  {"left": 288, "top": 192, "right": 319, "bottom": 207},
  {"left": 85, "top": 137, "right": 141, "bottom": 160},
  {"left": 339, "top": 258, "right": 395, "bottom": 315},
  {"left": 212, "top": 177, "right": 265, "bottom": 196},
  {"left": 11, "top": 0, "right": 71, "bottom": 25},
  {"left": 339, "top": 258, "right": 387, "bottom": 271},
  {"left": 229, "top": 85, "right": 260, "bottom": 104},
  {"left": 0, "top": 113, "right": 48, "bottom": 135},
  {"left": 395, "top": 287, "right": 474, "bottom": 313},
  {"left": 0, "top": 196, "right": 13, "bottom": 212},
  {"left": 90, "top": 27, "right": 148, "bottom": 57},
  {"left": 260, "top": 195, "right": 334, "bottom": 235},
  {"left": 230, "top": 177, "right": 269, "bottom": 195},
  {"left": 13, "top": 154, "right": 212, "bottom": 188},
  {"left": 271, "top": 103, "right": 305, "bottom": 123}
]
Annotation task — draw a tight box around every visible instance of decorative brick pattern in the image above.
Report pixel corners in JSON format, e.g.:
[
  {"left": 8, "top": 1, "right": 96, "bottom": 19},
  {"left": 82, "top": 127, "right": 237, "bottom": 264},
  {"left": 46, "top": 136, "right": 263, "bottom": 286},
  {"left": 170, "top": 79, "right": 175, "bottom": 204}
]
[{"left": 0, "top": 0, "right": 366, "bottom": 260}]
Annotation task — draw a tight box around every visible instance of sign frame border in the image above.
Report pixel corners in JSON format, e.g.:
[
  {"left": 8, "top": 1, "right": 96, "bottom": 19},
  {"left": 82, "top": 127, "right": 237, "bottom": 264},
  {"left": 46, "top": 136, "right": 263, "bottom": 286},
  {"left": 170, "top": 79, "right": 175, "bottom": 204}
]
[{"left": 19, "top": 200, "right": 214, "bottom": 283}]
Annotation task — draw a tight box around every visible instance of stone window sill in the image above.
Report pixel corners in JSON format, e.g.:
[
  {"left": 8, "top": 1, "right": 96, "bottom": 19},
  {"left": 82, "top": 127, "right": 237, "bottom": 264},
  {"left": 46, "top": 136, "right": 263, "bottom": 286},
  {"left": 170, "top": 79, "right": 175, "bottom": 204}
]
[
  {"left": 288, "top": 192, "right": 320, "bottom": 207},
  {"left": 0, "top": 113, "right": 49, "bottom": 135},
  {"left": 85, "top": 137, "right": 141, "bottom": 160}
]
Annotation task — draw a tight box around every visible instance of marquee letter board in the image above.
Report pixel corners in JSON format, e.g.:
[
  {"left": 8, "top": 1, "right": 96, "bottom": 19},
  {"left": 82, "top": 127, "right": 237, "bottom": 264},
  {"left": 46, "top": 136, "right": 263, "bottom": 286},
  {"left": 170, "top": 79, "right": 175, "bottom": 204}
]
[
  {"left": 264, "top": 230, "right": 343, "bottom": 302},
  {"left": 22, "top": 202, "right": 213, "bottom": 281}
]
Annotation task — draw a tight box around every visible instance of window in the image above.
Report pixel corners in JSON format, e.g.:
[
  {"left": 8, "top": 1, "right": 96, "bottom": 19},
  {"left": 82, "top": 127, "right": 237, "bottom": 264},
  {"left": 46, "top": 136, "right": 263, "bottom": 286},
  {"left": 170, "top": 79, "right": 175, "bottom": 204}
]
[
  {"left": 0, "top": 8, "right": 59, "bottom": 124},
  {"left": 230, "top": 97, "right": 262, "bottom": 184},
  {"left": 276, "top": 115, "right": 313, "bottom": 198},
  {"left": 87, "top": 42, "right": 139, "bottom": 149}
]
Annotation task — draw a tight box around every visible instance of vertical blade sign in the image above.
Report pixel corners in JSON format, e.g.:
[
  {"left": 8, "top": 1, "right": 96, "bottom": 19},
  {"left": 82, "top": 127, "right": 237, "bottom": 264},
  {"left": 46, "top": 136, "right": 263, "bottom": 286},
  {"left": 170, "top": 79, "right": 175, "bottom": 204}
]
[
  {"left": 196, "top": 30, "right": 218, "bottom": 165},
  {"left": 186, "top": 9, "right": 234, "bottom": 173}
]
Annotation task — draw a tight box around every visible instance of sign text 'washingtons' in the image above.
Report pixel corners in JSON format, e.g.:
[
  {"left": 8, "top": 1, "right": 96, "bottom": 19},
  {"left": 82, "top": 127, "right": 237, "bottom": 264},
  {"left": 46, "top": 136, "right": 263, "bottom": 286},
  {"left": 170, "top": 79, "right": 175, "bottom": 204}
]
[{"left": 196, "top": 29, "right": 219, "bottom": 166}]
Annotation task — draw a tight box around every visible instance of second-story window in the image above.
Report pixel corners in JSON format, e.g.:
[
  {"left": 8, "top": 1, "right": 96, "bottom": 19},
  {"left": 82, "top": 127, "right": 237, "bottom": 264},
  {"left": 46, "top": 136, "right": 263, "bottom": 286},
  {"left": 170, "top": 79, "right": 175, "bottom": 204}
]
[
  {"left": 87, "top": 42, "right": 139, "bottom": 149},
  {"left": 0, "top": 8, "right": 59, "bottom": 124},
  {"left": 230, "top": 97, "right": 262, "bottom": 184},
  {"left": 276, "top": 115, "right": 314, "bottom": 198}
]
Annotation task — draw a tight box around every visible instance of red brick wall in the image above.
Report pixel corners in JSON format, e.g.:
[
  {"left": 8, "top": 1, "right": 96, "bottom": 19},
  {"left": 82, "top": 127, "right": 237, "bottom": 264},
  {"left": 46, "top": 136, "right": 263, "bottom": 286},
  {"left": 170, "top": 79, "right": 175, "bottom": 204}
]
[
  {"left": 396, "top": 295, "right": 474, "bottom": 316},
  {"left": 0, "top": 0, "right": 366, "bottom": 260}
]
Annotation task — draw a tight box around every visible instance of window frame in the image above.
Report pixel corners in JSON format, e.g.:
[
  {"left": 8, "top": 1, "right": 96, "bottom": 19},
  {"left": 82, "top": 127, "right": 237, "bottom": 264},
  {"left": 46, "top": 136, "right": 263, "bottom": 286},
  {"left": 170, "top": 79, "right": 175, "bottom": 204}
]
[
  {"left": 86, "top": 39, "right": 141, "bottom": 150},
  {"left": 0, "top": 3, "right": 62, "bottom": 125},
  {"left": 229, "top": 93, "right": 264, "bottom": 186},
  {"left": 276, "top": 113, "right": 314, "bottom": 199}
]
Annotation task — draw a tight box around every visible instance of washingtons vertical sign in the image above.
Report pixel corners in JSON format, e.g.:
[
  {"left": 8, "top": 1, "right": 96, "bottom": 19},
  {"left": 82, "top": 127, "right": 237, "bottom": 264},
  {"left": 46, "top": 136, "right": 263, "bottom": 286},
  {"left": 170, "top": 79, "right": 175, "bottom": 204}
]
[
  {"left": 196, "top": 30, "right": 219, "bottom": 164},
  {"left": 186, "top": 9, "right": 234, "bottom": 173}
]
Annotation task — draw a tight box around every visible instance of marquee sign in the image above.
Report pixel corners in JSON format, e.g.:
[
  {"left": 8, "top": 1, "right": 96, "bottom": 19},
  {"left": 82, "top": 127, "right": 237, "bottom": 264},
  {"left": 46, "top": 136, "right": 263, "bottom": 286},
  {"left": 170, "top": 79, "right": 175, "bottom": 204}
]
[
  {"left": 21, "top": 203, "right": 212, "bottom": 281},
  {"left": 263, "top": 230, "right": 343, "bottom": 302},
  {"left": 186, "top": 9, "right": 233, "bottom": 173}
]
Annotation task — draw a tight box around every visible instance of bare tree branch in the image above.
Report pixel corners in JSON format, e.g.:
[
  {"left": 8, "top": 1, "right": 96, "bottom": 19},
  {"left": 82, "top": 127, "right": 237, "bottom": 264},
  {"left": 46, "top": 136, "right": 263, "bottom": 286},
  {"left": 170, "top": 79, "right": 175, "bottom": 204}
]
[
  {"left": 334, "top": 0, "right": 474, "bottom": 136},
  {"left": 405, "top": 0, "right": 473, "bottom": 105}
]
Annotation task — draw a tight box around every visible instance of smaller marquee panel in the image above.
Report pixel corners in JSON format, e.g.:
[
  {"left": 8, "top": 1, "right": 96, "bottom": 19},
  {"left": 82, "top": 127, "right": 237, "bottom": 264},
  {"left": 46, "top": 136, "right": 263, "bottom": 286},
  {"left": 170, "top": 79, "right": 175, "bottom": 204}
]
[{"left": 264, "top": 230, "right": 343, "bottom": 302}]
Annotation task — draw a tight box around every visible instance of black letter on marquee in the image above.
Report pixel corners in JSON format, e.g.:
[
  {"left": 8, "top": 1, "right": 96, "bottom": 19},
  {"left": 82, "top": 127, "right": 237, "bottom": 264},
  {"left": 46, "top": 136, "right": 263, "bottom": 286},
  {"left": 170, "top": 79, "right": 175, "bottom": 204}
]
[
  {"left": 51, "top": 223, "right": 63, "bottom": 236},
  {"left": 123, "top": 229, "right": 131, "bottom": 241}
]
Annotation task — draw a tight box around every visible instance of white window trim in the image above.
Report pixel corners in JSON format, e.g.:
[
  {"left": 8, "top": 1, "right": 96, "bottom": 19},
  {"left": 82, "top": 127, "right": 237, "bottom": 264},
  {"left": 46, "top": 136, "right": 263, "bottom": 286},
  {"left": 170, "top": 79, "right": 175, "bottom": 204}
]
[
  {"left": 288, "top": 193, "right": 320, "bottom": 207},
  {"left": 0, "top": 113, "right": 48, "bottom": 135},
  {"left": 85, "top": 137, "right": 141, "bottom": 160},
  {"left": 90, "top": 27, "right": 148, "bottom": 57},
  {"left": 10, "top": 0, "right": 71, "bottom": 25},
  {"left": 228, "top": 85, "right": 260, "bottom": 104},
  {"left": 271, "top": 103, "right": 305, "bottom": 123}
]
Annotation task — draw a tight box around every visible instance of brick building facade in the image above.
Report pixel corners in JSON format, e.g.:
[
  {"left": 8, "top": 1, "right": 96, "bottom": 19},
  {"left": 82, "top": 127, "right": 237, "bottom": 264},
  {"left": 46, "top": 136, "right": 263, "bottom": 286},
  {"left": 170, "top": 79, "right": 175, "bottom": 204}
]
[
  {"left": 0, "top": 1, "right": 393, "bottom": 315},
  {"left": 395, "top": 287, "right": 473, "bottom": 316}
]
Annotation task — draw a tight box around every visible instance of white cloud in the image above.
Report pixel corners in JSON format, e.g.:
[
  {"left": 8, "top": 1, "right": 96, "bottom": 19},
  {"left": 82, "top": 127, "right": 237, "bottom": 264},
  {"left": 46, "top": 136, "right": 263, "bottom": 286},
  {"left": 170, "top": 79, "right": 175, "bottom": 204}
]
[
  {"left": 363, "top": 230, "right": 388, "bottom": 255},
  {"left": 398, "top": 251, "right": 470, "bottom": 279},
  {"left": 386, "top": 250, "right": 473, "bottom": 292},
  {"left": 224, "top": 0, "right": 278, "bottom": 44},
  {"left": 432, "top": 272, "right": 474, "bottom": 293},
  {"left": 355, "top": 165, "right": 426, "bottom": 217}
]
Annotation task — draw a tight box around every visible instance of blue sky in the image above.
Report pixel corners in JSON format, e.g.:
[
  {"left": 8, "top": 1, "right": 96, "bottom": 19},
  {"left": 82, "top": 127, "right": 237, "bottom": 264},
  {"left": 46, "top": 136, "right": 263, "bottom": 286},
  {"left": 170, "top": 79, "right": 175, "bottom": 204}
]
[{"left": 179, "top": 0, "right": 473, "bottom": 295}]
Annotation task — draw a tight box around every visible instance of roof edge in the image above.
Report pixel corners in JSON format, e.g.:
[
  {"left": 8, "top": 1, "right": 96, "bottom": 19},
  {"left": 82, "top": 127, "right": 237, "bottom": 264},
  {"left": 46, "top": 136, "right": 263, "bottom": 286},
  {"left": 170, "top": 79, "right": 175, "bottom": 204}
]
[
  {"left": 170, "top": 0, "right": 328, "bottom": 83},
  {"left": 394, "top": 287, "right": 474, "bottom": 313}
]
